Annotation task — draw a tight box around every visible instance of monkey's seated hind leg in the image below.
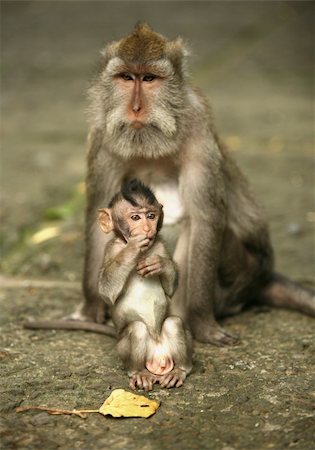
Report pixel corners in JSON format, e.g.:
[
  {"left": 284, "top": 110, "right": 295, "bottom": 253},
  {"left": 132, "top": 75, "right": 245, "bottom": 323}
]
[
  {"left": 117, "top": 321, "right": 158, "bottom": 391},
  {"left": 156, "top": 316, "right": 192, "bottom": 388},
  {"left": 117, "top": 317, "right": 192, "bottom": 391}
]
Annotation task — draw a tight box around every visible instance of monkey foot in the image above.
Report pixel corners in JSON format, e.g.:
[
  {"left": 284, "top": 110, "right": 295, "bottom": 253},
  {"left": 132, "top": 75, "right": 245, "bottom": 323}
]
[
  {"left": 159, "top": 368, "right": 186, "bottom": 389},
  {"left": 129, "top": 370, "right": 157, "bottom": 391},
  {"left": 193, "top": 325, "right": 240, "bottom": 347}
]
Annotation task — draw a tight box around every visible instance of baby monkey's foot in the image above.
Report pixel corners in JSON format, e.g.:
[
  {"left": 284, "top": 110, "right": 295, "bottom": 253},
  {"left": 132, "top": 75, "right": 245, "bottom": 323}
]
[
  {"left": 159, "top": 368, "right": 186, "bottom": 389},
  {"left": 129, "top": 370, "right": 157, "bottom": 391}
]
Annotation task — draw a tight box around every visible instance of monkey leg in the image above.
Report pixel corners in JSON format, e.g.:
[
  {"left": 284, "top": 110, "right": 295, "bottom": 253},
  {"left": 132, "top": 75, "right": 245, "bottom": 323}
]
[
  {"left": 117, "top": 321, "right": 157, "bottom": 391},
  {"left": 215, "top": 228, "right": 273, "bottom": 318},
  {"left": 82, "top": 222, "right": 109, "bottom": 323},
  {"left": 158, "top": 316, "right": 193, "bottom": 389}
]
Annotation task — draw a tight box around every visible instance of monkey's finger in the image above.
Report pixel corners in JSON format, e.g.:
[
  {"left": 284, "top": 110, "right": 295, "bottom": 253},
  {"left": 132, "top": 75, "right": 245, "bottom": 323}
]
[
  {"left": 143, "top": 267, "right": 162, "bottom": 277},
  {"left": 130, "top": 233, "right": 147, "bottom": 240},
  {"left": 139, "top": 239, "right": 151, "bottom": 250},
  {"left": 165, "top": 376, "right": 179, "bottom": 389},
  {"left": 136, "top": 374, "right": 143, "bottom": 389},
  {"left": 138, "top": 263, "right": 161, "bottom": 276},
  {"left": 137, "top": 258, "right": 155, "bottom": 270},
  {"left": 137, "top": 256, "right": 159, "bottom": 268},
  {"left": 141, "top": 375, "right": 153, "bottom": 391},
  {"left": 129, "top": 378, "right": 137, "bottom": 390},
  {"left": 175, "top": 378, "right": 184, "bottom": 388},
  {"left": 138, "top": 239, "right": 151, "bottom": 247},
  {"left": 159, "top": 374, "right": 172, "bottom": 388},
  {"left": 137, "top": 260, "right": 157, "bottom": 269},
  {"left": 137, "top": 264, "right": 155, "bottom": 275}
]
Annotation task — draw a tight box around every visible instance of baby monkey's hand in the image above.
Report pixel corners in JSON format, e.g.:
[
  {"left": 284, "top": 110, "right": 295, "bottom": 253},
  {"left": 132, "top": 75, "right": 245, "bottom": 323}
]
[
  {"left": 127, "top": 234, "right": 151, "bottom": 255},
  {"left": 137, "top": 255, "right": 166, "bottom": 277}
]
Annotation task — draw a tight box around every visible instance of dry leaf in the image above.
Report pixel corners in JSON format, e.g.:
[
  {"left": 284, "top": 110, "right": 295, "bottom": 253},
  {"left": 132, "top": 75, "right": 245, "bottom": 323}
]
[
  {"left": 99, "top": 389, "right": 160, "bottom": 418},
  {"left": 16, "top": 389, "right": 160, "bottom": 420}
]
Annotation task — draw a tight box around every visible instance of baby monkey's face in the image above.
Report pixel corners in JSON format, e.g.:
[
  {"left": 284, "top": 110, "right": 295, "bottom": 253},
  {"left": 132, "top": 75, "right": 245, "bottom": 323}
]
[{"left": 124, "top": 203, "right": 160, "bottom": 242}]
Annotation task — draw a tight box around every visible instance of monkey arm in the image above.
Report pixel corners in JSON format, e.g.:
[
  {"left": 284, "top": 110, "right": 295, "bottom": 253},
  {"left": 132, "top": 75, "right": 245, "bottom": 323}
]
[
  {"left": 156, "top": 243, "right": 178, "bottom": 298},
  {"left": 179, "top": 146, "right": 239, "bottom": 345},
  {"left": 160, "top": 259, "right": 178, "bottom": 298},
  {"left": 99, "top": 257, "right": 134, "bottom": 306},
  {"left": 98, "top": 239, "right": 142, "bottom": 305},
  {"left": 83, "top": 128, "right": 127, "bottom": 321}
]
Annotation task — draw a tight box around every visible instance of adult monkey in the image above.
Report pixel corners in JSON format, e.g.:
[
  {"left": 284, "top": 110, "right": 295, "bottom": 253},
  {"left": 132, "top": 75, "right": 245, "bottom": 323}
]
[{"left": 80, "top": 23, "right": 315, "bottom": 345}]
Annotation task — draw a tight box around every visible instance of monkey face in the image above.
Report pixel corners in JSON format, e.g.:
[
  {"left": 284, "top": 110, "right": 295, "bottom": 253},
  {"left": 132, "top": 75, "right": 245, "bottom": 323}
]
[
  {"left": 111, "top": 199, "right": 161, "bottom": 246},
  {"left": 106, "top": 60, "right": 178, "bottom": 136},
  {"left": 88, "top": 23, "right": 189, "bottom": 159},
  {"left": 126, "top": 206, "right": 160, "bottom": 242}
]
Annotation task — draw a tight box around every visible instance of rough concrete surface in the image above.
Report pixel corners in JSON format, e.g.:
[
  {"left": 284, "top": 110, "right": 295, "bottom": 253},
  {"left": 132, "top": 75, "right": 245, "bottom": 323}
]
[{"left": 1, "top": 2, "right": 314, "bottom": 449}]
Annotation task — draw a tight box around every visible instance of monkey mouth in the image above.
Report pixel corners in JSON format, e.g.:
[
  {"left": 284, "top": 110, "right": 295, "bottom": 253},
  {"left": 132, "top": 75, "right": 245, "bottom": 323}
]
[{"left": 130, "top": 120, "right": 145, "bottom": 129}]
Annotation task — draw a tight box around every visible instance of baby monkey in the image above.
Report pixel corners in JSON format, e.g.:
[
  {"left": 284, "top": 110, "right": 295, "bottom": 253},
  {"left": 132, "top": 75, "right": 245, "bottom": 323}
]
[{"left": 98, "top": 179, "right": 192, "bottom": 391}]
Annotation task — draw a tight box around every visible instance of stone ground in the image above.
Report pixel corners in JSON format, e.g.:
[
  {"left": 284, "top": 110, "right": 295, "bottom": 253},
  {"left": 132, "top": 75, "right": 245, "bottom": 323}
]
[{"left": 0, "top": 2, "right": 314, "bottom": 449}]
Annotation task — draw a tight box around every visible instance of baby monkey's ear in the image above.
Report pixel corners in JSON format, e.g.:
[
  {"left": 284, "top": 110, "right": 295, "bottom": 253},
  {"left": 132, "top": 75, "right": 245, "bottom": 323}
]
[{"left": 98, "top": 208, "right": 114, "bottom": 234}]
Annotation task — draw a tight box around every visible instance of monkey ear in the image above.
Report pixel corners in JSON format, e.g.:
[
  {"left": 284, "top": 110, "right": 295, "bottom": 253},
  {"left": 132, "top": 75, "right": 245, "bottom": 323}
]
[
  {"left": 98, "top": 208, "right": 114, "bottom": 234},
  {"left": 100, "top": 41, "right": 120, "bottom": 61},
  {"left": 165, "top": 37, "right": 190, "bottom": 76}
]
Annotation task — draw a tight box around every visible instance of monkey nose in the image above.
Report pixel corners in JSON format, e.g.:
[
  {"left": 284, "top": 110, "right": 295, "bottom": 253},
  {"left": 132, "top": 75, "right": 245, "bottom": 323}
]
[
  {"left": 142, "top": 223, "right": 150, "bottom": 233},
  {"left": 132, "top": 104, "right": 141, "bottom": 113}
]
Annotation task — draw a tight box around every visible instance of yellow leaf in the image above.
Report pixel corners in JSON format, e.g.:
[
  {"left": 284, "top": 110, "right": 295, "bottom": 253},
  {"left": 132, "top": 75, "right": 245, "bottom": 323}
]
[{"left": 99, "top": 389, "right": 160, "bottom": 418}]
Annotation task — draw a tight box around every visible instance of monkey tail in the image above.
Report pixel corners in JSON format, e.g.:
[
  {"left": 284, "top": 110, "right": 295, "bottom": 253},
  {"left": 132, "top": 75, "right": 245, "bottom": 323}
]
[
  {"left": 23, "top": 320, "right": 117, "bottom": 338},
  {"left": 260, "top": 273, "right": 315, "bottom": 317}
]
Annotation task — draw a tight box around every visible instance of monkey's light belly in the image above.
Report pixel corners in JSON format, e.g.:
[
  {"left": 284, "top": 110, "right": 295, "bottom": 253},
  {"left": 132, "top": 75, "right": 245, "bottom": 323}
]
[{"left": 117, "top": 276, "right": 168, "bottom": 332}]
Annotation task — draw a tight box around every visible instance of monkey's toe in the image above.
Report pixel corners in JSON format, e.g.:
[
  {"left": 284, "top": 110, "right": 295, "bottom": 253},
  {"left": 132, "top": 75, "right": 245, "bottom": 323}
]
[
  {"left": 159, "top": 369, "right": 186, "bottom": 389},
  {"left": 194, "top": 326, "right": 240, "bottom": 346},
  {"left": 129, "top": 371, "right": 157, "bottom": 391}
]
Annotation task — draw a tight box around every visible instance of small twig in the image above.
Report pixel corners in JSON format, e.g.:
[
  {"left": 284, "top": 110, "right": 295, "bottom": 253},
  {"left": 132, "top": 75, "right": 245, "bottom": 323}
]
[{"left": 16, "top": 406, "right": 99, "bottom": 419}]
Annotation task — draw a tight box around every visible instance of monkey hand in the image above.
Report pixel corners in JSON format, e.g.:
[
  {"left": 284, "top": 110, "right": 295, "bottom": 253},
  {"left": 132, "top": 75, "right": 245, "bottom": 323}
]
[
  {"left": 159, "top": 368, "right": 186, "bottom": 389},
  {"left": 137, "top": 255, "right": 166, "bottom": 277},
  {"left": 126, "top": 234, "right": 152, "bottom": 256},
  {"left": 129, "top": 370, "right": 157, "bottom": 391}
]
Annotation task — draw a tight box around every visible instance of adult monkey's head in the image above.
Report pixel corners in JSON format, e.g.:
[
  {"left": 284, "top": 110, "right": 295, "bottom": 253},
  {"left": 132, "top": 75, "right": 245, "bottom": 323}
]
[{"left": 88, "top": 23, "right": 189, "bottom": 159}]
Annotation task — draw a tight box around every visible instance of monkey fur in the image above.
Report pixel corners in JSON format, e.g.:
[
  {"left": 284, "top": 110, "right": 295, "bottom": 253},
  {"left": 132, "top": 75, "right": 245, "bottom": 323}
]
[{"left": 98, "top": 178, "right": 192, "bottom": 390}]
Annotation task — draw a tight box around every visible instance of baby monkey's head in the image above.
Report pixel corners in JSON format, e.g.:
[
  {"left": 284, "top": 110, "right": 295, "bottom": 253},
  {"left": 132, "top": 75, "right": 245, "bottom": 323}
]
[{"left": 99, "top": 178, "right": 163, "bottom": 243}]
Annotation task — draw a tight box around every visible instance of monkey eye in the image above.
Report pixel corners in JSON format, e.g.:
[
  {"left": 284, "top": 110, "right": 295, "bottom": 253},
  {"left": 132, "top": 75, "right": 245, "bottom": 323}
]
[
  {"left": 131, "top": 214, "right": 141, "bottom": 221},
  {"left": 143, "top": 74, "right": 157, "bottom": 82},
  {"left": 120, "top": 73, "right": 133, "bottom": 81},
  {"left": 147, "top": 213, "right": 156, "bottom": 220}
]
